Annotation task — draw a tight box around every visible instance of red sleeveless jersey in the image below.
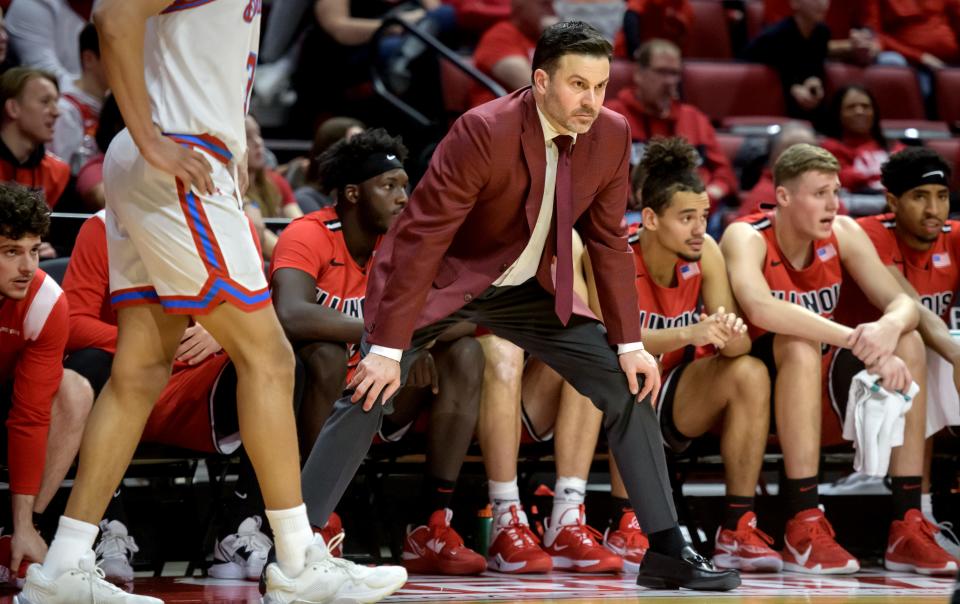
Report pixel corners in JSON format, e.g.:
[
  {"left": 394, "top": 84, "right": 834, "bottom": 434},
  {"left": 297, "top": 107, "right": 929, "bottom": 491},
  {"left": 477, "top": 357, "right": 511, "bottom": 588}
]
[
  {"left": 630, "top": 227, "right": 703, "bottom": 373},
  {"left": 739, "top": 213, "right": 844, "bottom": 341},
  {"left": 835, "top": 213, "right": 960, "bottom": 326}
]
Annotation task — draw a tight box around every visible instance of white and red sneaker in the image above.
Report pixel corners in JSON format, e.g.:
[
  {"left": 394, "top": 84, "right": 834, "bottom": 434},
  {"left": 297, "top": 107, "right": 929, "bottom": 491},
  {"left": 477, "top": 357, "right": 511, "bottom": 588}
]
[
  {"left": 885, "top": 509, "right": 959, "bottom": 576},
  {"left": 487, "top": 505, "right": 553, "bottom": 574},
  {"left": 602, "top": 510, "right": 648, "bottom": 573},
  {"left": 402, "top": 509, "right": 486, "bottom": 575},
  {"left": 782, "top": 508, "right": 859, "bottom": 574},
  {"left": 543, "top": 506, "right": 622, "bottom": 573},
  {"left": 316, "top": 512, "right": 343, "bottom": 558},
  {"left": 713, "top": 511, "right": 783, "bottom": 572}
]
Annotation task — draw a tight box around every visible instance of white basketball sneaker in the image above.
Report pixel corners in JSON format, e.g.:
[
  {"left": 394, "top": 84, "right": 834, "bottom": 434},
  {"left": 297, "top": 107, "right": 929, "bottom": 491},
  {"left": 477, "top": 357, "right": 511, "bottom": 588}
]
[
  {"left": 95, "top": 519, "right": 139, "bottom": 584},
  {"left": 263, "top": 533, "right": 407, "bottom": 604},
  {"left": 14, "top": 550, "right": 162, "bottom": 603},
  {"left": 209, "top": 515, "right": 272, "bottom": 580}
]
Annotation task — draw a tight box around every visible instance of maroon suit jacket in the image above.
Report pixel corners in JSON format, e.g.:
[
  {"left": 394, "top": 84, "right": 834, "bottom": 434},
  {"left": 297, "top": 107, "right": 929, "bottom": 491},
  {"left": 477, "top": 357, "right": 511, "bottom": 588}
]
[{"left": 364, "top": 87, "right": 641, "bottom": 350}]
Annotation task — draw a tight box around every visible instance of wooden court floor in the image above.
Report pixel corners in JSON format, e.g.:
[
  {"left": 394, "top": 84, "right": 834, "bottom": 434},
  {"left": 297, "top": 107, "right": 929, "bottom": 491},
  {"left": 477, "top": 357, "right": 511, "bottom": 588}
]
[{"left": 0, "top": 570, "right": 952, "bottom": 603}]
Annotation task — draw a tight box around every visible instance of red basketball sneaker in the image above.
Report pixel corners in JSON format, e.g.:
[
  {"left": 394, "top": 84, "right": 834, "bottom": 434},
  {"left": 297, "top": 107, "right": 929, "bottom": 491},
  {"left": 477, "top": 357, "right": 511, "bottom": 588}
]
[
  {"left": 885, "top": 509, "right": 959, "bottom": 576},
  {"left": 402, "top": 509, "right": 486, "bottom": 575},
  {"left": 543, "top": 506, "right": 623, "bottom": 573},
  {"left": 602, "top": 510, "right": 648, "bottom": 573},
  {"left": 487, "top": 505, "right": 553, "bottom": 574},
  {"left": 316, "top": 511, "right": 343, "bottom": 558},
  {"left": 782, "top": 508, "right": 859, "bottom": 574},
  {"left": 713, "top": 511, "right": 783, "bottom": 572}
]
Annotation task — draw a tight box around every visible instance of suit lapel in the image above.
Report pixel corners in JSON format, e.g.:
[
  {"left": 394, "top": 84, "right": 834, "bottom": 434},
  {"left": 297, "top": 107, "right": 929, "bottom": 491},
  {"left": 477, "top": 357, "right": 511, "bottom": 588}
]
[{"left": 520, "top": 92, "right": 547, "bottom": 231}]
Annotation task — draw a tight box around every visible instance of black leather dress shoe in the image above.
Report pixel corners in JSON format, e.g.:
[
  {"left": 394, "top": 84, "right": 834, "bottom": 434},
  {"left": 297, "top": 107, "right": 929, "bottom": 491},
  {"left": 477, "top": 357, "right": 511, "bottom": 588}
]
[{"left": 636, "top": 545, "right": 741, "bottom": 591}]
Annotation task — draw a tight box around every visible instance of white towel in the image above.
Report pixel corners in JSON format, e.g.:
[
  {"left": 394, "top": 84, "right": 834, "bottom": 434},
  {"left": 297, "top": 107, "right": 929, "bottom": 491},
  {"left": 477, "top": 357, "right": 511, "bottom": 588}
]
[
  {"left": 926, "top": 347, "right": 960, "bottom": 436},
  {"left": 843, "top": 370, "right": 918, "bottom": 477}
]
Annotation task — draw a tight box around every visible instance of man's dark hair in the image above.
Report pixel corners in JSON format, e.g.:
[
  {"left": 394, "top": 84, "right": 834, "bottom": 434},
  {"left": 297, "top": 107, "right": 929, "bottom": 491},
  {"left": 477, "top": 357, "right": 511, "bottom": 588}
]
[
  {"left": 881, "top": 147, "right": 952, "bottom": 196},
  {"left": 531, "top": 20, "right": 612, "bottom": 79},
  {"left": 635, "top": 38, "right": 681, "bottom": 67},
  {"left": 637, "top": 137, "right": 705, "bottom": 214},
  {"left": 79, "top": 22, "right": 99, "bottom": 59},
  {"left": 316, "top": 128, "right": 408, "bottom": 195},
  {"left": 0, "top": 183, "right": 50, "bottom": 240}
]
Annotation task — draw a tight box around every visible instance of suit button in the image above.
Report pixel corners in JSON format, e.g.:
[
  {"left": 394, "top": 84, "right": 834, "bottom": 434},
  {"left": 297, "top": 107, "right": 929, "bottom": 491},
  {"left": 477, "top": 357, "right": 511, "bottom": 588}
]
[
  {"left": 499, "top": 263, "right": 509, "bottom": 272},
  {"left": 464, "top": 293, "right": 473, "bottom": 302}
]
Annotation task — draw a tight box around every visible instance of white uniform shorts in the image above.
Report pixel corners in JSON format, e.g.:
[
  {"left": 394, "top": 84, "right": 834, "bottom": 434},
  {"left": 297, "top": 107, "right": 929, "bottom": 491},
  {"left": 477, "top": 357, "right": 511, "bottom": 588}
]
[{"left": 103, "top": 129, "right": 270, "bottom": 315}]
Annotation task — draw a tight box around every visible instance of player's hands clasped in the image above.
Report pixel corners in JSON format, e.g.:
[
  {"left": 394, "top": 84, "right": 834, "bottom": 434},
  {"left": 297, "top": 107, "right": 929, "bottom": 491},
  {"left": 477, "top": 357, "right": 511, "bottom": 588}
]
[
  {"left": 143, "top": 131, "right": 215, "bottom": 195},
  {"left": 867, "top": 355, "right": 913, "bottom": 395},
  {"left": 691, "top": 306, "right": 747, "bottom": 348},
  {"left": 619, "top": 348, "right": 661, "bottom": 407},
  {"left": 847, "top": 319, "right": 900, "bottom": 367},
  {"left": 349, "top": 353, "right": 402, "bottom": 411}
]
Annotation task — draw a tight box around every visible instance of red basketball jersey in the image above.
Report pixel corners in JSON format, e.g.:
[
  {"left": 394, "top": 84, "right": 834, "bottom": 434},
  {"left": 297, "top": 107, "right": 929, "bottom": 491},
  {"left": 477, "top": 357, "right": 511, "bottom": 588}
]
[
  {"left": 630, "top": 227, "right": 703, "bottom": 373},
  {"left": 836, "top": 213, "right": 960, "bottom": 327}
]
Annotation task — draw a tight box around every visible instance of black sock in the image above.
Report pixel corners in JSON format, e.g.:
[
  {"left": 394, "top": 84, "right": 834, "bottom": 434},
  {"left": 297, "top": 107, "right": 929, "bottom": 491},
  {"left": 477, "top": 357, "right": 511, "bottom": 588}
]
[
  {"left": 890, "top": 476, "right": 922, "bottom": 521},
  {"left": 722, "top": 495, "right": 755, "bottom": 530},
  {"left": 424, "top": 476, "right": 456, "bottom": 525},
  {"left": 647, "top": 526, "right": 686, "bottom": 557},
  {"left": 608, "top": 496, "right": 633, "bottom": 530},
  {"left": 783, "top": 476, "right": 819, "bottom": 518}
]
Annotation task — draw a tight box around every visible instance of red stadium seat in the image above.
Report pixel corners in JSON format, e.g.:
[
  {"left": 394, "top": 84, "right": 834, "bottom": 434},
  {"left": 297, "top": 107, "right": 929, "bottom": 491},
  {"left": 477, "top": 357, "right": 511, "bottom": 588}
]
[
  {"left": 824, "top": 62, "right": 865, "bottom": 97},
  {"left": 744, "top": 1, "right": 764, "bottom": 40},
  {"left": 440, "top": 58, "right": 477, "bottom": 116},
  {"left": 935, "top": 68, "right": 960, "bottom": 129},
  {"left": 881, "top": 119, "right": 950, "bottom": 140},
  {"left": 685, "top": 1, "right": 733, "bottom": 59},
  {"left": 716, "top": 132, "right": 745, "bottom": 165},
  {"left": 682, "top": 61, "right": 786, "bottom": 123},
  {"left": 926, "top": 138, "right": 960, "bottom": 191},
  {"left": 863, "top": 65, "right": 925, "bottom": 120},
  {"left": 607, "top": 59, "right": 635, "bottom": 102}
]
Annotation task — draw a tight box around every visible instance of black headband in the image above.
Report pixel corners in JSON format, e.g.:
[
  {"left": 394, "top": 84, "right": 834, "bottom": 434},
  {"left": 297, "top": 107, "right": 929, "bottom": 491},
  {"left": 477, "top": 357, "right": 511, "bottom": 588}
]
[
  {"left": 886, "top": 166, "right": 950, "bottom": 197},
  {"left": 344, "top": 152, "right": 404, "bottom": 186}
]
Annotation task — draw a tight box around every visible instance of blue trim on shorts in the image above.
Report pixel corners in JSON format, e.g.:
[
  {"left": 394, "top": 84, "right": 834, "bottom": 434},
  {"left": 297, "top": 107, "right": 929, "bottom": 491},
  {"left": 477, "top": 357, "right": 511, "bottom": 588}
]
[
  {"left": 111, "top": 289, "right": 161, "bottom": 305},
  {"left": 184, "top": 191, "right": 222, "bottom": 270},
  {"left": 160, "top": 279, "right": 270, "bottom": 309}
]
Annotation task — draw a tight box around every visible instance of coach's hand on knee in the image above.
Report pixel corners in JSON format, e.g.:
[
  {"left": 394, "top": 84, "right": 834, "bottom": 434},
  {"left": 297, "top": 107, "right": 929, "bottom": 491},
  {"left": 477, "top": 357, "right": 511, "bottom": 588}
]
[
  {"left": 619, "top": 349, "right": 661, "bottom": 407},
  {"left": 348, "top": 353, "right": 402, "bottom": 411}
]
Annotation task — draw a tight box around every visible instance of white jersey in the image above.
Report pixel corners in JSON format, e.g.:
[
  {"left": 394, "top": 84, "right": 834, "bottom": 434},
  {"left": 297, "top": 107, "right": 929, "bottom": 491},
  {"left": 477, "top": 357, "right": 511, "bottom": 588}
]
[{"left": 145, "top": 0, "right": 261, "bottom": 160}]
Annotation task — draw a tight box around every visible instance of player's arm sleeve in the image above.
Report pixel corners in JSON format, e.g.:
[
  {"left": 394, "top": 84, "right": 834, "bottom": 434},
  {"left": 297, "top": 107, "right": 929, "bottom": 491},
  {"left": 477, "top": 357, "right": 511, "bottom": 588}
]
[
  {"left": 9, "top": 295, "right": 69, "bottom": 495},
  {"left": 575, "top": 115, "right": 642, "bottom": 345},
  {"left": 63, "top": 218, "right": 118, "bottom": 353}
]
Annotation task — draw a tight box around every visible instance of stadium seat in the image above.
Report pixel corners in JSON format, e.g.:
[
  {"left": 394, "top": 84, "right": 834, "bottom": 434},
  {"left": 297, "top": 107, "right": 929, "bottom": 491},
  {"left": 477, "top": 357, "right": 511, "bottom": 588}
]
[
  {"left": 863, "top": 65, "right": 925, "bottom": 120},
  {"left": 682, "top": 61, "right": 786, "bottom": 124},
  {"left": 607, "top": 59, "right": 635, "bottom": 102},
  {"left": 716, "top": 132, "right": 745, "bottom": 165},
  {"left": 926, "top": 138, "right": 960, "bottom": 191},
  {"left": 685, "top": 1, "right": 733, "bottom": 59},
  {"left": 744, "top": 0, "right": 764, "bottom": 40},
  {"left": 881, "top": 119, "right": 951, "bottom": 141},
  {"left": 824, "top": 61, "right": 866, "bottom": 97},
  {"left": 39, "top": 257, "right": 70, "bottom": 285},
  {"left": 441, "top": 58, "right": 478, "bottom": 116},
  {"left": 935, "top": 68, "right": 960, "bottom": 130}
]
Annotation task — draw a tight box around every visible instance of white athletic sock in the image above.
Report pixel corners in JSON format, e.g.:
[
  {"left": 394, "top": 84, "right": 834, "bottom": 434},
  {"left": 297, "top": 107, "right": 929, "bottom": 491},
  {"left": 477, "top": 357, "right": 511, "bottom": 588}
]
[
  {"left": 550, "top": 476, "right": 587, "bottom": 530},
  {"left": 489, "top": 478, "right": 526, "bottom": 529},
  {"left": 265, "top": 504, "right": 313, "bottom": 577},
  {"left": 42, "top": 516, "right": 99, "bottom": 578},
  {"left": 921, "top": 493, "right": 934, "bottom": 521}
]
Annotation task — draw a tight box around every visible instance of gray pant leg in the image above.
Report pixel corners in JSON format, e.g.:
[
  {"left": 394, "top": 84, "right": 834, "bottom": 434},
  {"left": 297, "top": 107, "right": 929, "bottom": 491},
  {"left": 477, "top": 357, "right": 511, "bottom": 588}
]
[{"left": 260, "top": 0, "right": 312, "bottom": 63}]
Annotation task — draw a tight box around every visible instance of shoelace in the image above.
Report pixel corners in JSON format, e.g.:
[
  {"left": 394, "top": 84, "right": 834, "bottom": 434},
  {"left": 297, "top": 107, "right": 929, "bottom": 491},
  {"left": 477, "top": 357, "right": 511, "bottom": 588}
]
[
  {"left": 94, "top": 529, "right": 139, "bottom": 561},
  {"left": 502, "top": 506, "right": 541, "bottom": 548},
  {"left": 936, "top": 521, "right": 960, "bottom": 545},
  {"left": 560, "top": 521, "right": 604, "bottom": 547},
  {"left": 235, "top": 524, "right": 273, "bottom": 555},
  {"left": 430, "top": 522, "right": 464, "bottom": 550},
  {"left": 734, "top": 524, "right": 775, "bottom": 547},
  {"left": 320, "top": 532, "right": 370, "bottom": 580},
  {"left": 915, "top": 516, "right": 942, "bottom": 545},
  {"left": 77, "top": 557, "right": 127, "bottom": 599},
  {"left": 804, "top": 515, "right": 844, "bottom": 549}
]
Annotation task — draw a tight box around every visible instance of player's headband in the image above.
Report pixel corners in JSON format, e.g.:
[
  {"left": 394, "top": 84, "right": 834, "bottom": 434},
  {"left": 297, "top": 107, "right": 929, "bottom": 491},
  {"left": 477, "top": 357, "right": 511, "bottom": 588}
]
[
  {"left": 886, "top": 165, "right": 950, "bottom": 196},
  {"left": 347, "top": 152, "right": 405, "bottom": 186}
]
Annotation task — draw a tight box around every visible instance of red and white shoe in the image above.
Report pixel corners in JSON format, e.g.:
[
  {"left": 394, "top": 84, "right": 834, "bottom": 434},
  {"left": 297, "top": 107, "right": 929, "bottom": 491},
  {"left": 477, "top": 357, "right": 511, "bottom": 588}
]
[
  {"left": 602, "top": 510, "right": 648, "bottom": 573},
  {"left": 885, "top": 509, "right": 959, "bottom": 576},
  {"left": 487, "top": 505, "right": 553, "bottom": 574},
  {"left": 782, "top": 508, "right": 859, "bottom": 574},
  {"left": 316, "top": 512, "right": 343, "bottom": 558},
  {"left": 543, "top": 506, "right": 623, "bottom": 573},
  {"left": 402, "top": 509, "right": 487, "bottom": 575},
  {"left": 713, "top": 511, "right": 783, "bottom": 572}
]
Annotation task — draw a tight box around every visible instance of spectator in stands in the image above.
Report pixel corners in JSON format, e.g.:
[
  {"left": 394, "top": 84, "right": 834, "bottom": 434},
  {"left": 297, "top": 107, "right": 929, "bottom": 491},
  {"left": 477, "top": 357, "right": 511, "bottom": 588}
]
[
  {"left": 0, "top": 68, "right": 70, "bottom": 210},
  {"left": 59, "top": 210, "right": 286, "bottom": 584},
  {"left": 606, "top": 39, "right": 738, "bottom": 210},
  {"left": 0, "top": 184, "right": 70, "bottom": 577},
  {"left": 742, "top": 0, "right": 829, "bottom": 123},
  {"left": 5, "top": 0, "right": 91, "bottom": 85},
  {"left": 470, "top": 0, "right": 555, "bottom": 108},
  {"left": 739, "top": 121, "right": 818, "bottom": 217},
  {"left": 722, "top": 143, "right": 956, "bottom": 576},
  {"left": 476, "top": 233, "right": 624, "bottom": 576},
  {"left": 51, "top": 24, "right": 105, "bottom": 176},
  {"left": 821, "top": 85, "right": 904, "bottom": 195},
  {"left": 762, "top": 0, "right": 885, "bottom": 66},
  {"left": 272, "top": 128, "right": 487, "bottom": 576},
  {"left": 291, "top": 116, "right": 365, "bottom": 210},
  {"left": 74, "top": 94, "right": 122, "bottom": 211},
  {"left": 618, "top": 0, "right": 693, "bottom": 59},
  {"left": 606, "top": 138, "right": 779, "bottom": 574},
  {"left": 0, "top": 8, "right": 11, "bottom": 71},
  {"left": 449, "top": 0, "right": 511, "bottom": 34},
  {"left": 243, "top": 115, "right": 303, "bottom": 260},
  {"left": 870, "top": 0, "right": 960, "bottom": 71},
  {"left": 833, "top": 147, "right": 960, "bottom": 560}
]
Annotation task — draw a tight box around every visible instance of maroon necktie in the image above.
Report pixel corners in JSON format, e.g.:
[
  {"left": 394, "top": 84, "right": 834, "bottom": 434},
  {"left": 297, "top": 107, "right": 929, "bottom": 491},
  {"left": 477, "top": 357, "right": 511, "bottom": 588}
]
[{"left": 553, "top": 135, "right": 574, "bottom": 325}]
